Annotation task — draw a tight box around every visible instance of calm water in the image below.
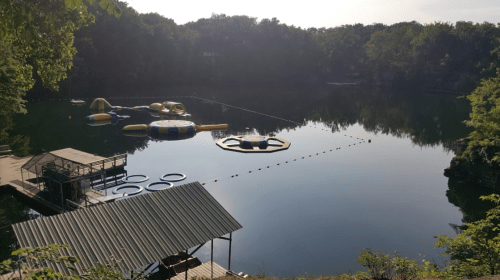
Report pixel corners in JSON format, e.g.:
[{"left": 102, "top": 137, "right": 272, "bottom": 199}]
[{"left": 12, "top": 86, "right": 473, "bottom": 276}]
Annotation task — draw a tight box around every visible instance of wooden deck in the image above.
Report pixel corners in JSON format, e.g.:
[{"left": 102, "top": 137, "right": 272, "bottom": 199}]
[
  {"left": 0, "top": 148, "right": 127, "bottom": 213},
  {"left": 0, "top": 262, "right": 227, "bottom": 280},
  {"left": 171, "top": 261, "right": 227, "bottom": 280},
  {"left": 51, "top": 148, "right": 127, "bottom": 173},
  {"left": 0, "top": 154, "right": 31, "bottom": 188}
]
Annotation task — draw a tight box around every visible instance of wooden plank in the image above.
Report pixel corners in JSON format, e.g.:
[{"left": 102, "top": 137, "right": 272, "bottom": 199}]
[
  {"left": 0, "top": 145, "right": 11, "bottom": 155},
  {"left": 171, "top": 262, "right": 227, "bottom": 280}
]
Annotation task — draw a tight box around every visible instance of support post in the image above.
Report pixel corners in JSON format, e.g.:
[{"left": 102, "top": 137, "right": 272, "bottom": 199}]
[
  {"left": 185, "top": 249, "right": 188, "bottom": 280},
  {"left": 211, "top": 239, "right": 214, "bottom": 279},
  {"left": 228, "top": 232, "right": 232, "bottom": 271},
  {"left": 60, "top": 183, "right": 64, "bottom": 213},
  {"left": 104, "top": 172, "right": 107, "bottom": 196}
]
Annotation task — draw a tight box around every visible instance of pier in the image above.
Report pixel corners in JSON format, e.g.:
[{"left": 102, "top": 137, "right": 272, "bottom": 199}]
[{"left": 0, "top": 148, "right": 128, "bottom": 213}]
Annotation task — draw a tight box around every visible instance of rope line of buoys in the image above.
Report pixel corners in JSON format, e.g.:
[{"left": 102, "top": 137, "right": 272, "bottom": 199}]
[
  {"left": 113, "top": 184, "right": 144, "bottom": 195},
  {"left": 122, "top": 175, "right": 149, "bottom": 183},
  {"left": 191, "top": 96, "right": 302, "bottom": 125},
  {"left": 160, "top": 173, "right": 187, "bottom": 182},
  {"left": 146, "top": 181, "right": 173, "bottom": 192},
  {"left": 190, "top": 97, "right": 370, "bottom": 142},
  {"left": 201, "top": 139, "right": 369, "bottom": 186}
]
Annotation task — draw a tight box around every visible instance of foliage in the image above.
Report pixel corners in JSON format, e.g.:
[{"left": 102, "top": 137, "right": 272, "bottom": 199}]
[
  {"left": 356, "top": 248, "right": 393, "bottom": 279},
  {"left": 0, "top": 194, "right": 33, "bottom": 261},
  {"left": 434, "top": 194, "right": 500, "bottom": 278},
  {"left": 362, "top": 21, "right": 500, "bottom": 90},
  {"left": 356, "top": 248, "right": 456, "bottom": 280},
  {"left": 0, "top": 0, "right": 96, "bottom": 116},
  {"left": 461, "top": 72, "right": 500, "bottom": 165},
  {"left": 11, "top": 244, "right": 79, "bottom": 279},
  {"left": 418, "top": 260, "right": 458, "bottom": 280},
  {"left": 391, "top": 252, "right": 420, "bottom": 280},
  {"left": 0, "top": 243, "right": 145, "bottom": 279},
  {"left": 312, "top": 23, "right": 384, "bottom": 77}
]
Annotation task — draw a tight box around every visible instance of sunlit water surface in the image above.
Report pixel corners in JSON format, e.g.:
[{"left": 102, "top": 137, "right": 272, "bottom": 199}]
[{"left": 13, "top": 87, "right": 469, "bottom": 276}]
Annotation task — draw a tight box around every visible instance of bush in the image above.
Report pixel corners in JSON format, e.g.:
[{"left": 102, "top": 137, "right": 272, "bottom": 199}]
[
  {"left": 356, "top": 248, "right": 393, "bottom": 280},
  {"left": 356, "top": 249, "right": 422, "bottom": 280}
]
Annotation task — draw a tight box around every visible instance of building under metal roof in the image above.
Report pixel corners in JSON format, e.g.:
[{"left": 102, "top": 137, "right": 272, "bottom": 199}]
[
  {"left": 22, "top": 148, "right": 125, "bottom": 177},
  {"left": 12, "top": 181, "right": 242, "bottom": 275}
]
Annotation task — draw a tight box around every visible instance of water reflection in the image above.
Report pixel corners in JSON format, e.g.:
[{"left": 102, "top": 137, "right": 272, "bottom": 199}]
[
  {"left": 14, "top": 86, "right": 471, "bottom": 156},
  {"left": 0, "top": 191, "right": 43, "bottom": 261},
  {"left": 6, "top": 85, "right": 484, "bottom": 275},
  {"left": 446, "top": 176, "right": 498, "bottom": 225}
]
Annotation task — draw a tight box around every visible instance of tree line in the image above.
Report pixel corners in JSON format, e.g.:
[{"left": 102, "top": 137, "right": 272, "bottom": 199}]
[
  {"left": 21, "top": 1, "right": 500, "bottom": 100},
  {"left": 2, "top": 0, "right": 500, "bottom": 109}
]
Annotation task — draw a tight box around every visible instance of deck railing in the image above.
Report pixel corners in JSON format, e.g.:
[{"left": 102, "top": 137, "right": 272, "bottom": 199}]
[{"left": 88, "top": 154, "right": 127, "bottom": 171}]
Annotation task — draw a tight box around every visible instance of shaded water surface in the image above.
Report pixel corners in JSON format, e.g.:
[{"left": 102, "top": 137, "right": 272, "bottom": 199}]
[{"left": 10, "top": 85, "right": 478, "bottom": 276}]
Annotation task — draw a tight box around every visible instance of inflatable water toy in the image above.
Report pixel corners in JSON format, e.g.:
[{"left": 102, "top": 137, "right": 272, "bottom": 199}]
[
  {"left": 216, "top": 135, "right": 291, "bottom": 153},
  {"left": 132, "top": 101, "right": 190, "bottom": 117},
  {"left": 70, "top": 99, "right": 85, "bottom": 105},
  {"left": 85, "top": 112, "right": 130, "bottom": 126},
  {"left": 123, "top": 120, "right": 228, "bottom": 140},
  {"left": 160, "top": 173, "right": 186, "bottom": 182},
  {"left": 112, "top": 184, "right": 144, "bottom": 195},
  {"left": 122, "top": 174, "right": 149, "bottom": 183},
  {"left": 85, "top": 112, "right": 130, "bottom": 122},
  {"left": 89, "top": 98, "right": 126, "bottom": 111},
  {"left": 145, "top": 181, "right": 173, "bottom": 192}
]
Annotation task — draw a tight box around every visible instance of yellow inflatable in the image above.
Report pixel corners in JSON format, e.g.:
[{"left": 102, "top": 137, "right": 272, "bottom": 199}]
[
  {"left": 123, "top": 120, "right": 227, "bottom": 140},
  {"left": 147, "top": 101, "right": 188, "bottom": 116},
  {"left": 89, "top": 98, "right": 125, "bottom": 111}
]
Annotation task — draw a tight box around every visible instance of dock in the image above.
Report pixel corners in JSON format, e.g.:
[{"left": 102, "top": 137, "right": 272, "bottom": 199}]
[
  {"left": 0, "top": 148, "right": 127, "bottom": 214},
  {"left": 0, "top": 260, "right": 229, "bottom": 280},
  {"left": 171, "top": 261, "right": 227, "bottom": 280}
]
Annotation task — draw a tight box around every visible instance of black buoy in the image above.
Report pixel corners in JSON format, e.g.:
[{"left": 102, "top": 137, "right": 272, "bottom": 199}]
[{"left": 368, "top": 139, "right": 372, "bottom": 143}]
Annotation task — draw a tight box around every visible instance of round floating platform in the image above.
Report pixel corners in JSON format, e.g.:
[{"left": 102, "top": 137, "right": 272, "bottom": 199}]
[
  {"left": 150, "top": 120, "right": 196, "bottom": 139},
  {"left": 217, "top": 135, "right": 291, "bottom": 153},
  {"left": 160, "top": 173, "right": 187, "bottom": 182},
  {"left": 146, "top": 181, "right": 173, "bottom": 192},
  {"left": 122, "top": 174, "right": 149, "bottom": 183},
  {"left": 113, "top": 184, "right": 144, "bottom": 195}
]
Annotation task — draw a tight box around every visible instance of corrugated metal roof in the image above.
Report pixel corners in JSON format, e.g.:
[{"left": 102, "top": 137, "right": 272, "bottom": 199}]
[
  {"left": 21, "top": 149, "right": 103, "bottom": 176},
  {"left": 50, "top": 148, "right": 106, "bottom": 165},
  {"left": 12, "top": 181, "right": 242, "bottom": 275}
]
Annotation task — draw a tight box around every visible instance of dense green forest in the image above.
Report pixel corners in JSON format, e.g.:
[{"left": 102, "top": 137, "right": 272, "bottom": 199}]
[
  {"left": 16, "top": 1, "right": 499, "bottom": 100},
  {"left": 0, "top": 0, "right": 498, "bottom": 106}
]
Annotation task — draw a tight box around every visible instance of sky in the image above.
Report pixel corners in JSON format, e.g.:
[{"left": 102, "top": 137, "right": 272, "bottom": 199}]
[{"left": 124, "top": 0, "right": 500, "bottom": 29}]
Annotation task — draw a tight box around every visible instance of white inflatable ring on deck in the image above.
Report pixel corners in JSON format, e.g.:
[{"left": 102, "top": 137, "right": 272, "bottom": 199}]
[
  {"left": 146, "top": 181, "right": 174, "bottom": 192},
  {"left": 160, "top": 173, "right": 186, "bottom": 182},
  {"left": 122, "top": 174, "right": 149, "bottom": 183},
  {"left": 113, "top": 185, "right": 144, "bottom": 195}
]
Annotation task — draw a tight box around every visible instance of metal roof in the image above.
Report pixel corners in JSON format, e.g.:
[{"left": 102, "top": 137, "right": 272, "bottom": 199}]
[
  {"left": 21, "top": 148, "right": 105, "bottom": 177},
  {"left": 12, "top": 181, "right": 242, "bottom": 275}
]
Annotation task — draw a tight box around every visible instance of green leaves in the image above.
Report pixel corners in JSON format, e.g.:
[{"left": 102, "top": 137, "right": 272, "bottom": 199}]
[
  {"left": 356, "top": 248, "right": 393, "bottom": 279},
  {"left": 0, "top": 0, "right": 95, "bottom": 117},
  {"left": 435, "top": 194, "right": 500, "bottom": 277},
  {"left": 460, "top": 73, "right": 500, "bottom": 165},
  {"left": 2, "top": 243, "right": 145, "bottom": 279}
]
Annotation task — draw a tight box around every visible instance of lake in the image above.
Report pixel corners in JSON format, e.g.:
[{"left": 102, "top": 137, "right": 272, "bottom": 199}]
[{"left": 11, "top": 85, "right": 474, "bottom": 277}]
